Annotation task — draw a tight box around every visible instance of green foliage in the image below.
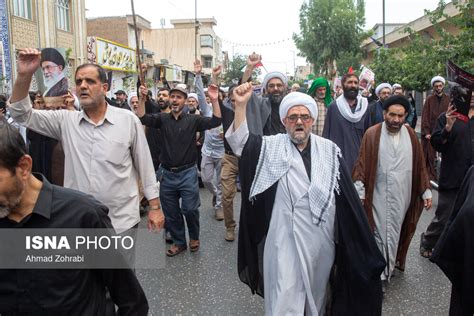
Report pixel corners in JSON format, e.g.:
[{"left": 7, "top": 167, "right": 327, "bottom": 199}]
[
  {"left": 223, "top": 54, "right": 261, "bottom": 86},
  {"left": 370, "top": 0, "right": 474, "bottom": 91},
  {"left": 293, "top": 0, "right": 368, "bottom": 76}
]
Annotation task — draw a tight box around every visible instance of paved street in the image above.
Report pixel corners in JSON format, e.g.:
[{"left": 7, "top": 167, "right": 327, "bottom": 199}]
[{"left": 137, "top": 188, "right": 450, "bottom": 315}]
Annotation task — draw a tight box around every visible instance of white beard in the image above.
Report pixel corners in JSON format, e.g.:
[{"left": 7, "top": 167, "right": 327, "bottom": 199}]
[{"left": 44, "top": 71, "right": 65, "bottom": 90}]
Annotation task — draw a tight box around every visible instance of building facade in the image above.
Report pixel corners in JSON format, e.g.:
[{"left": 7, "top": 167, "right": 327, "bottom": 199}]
[
  {"left": 142, "top": 18, "right": 224, "bottom": 75},
  {"left": 1, "top": 0, "right": 87, "bottom": 94}
]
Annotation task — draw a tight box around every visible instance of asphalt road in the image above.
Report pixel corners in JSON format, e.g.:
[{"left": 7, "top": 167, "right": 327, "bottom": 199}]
[{"left": 137, "top": 188, "right": 451, "bottom": 315}]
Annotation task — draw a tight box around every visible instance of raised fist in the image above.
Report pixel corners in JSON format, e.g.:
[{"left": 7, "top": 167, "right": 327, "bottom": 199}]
[
  {"left": 212, "top": 65, "right": 222, "bottom": 77},
  {"left": 247, "top": 52, "right": 262, "bottom": 68},
  {"left": 16, "top": 48, "right": 41, "bottom": 76},
  {"left": 233, "top": 82, "right": 253, "bottom": 106},
  {"left": 194, "top": 60, "right": 202, "bottom": 74}
]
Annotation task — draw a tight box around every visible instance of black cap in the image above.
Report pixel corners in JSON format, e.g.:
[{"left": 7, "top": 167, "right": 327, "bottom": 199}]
[
  {"left": 41, "top": 48, "right": 65, "bottom": 68},
  {"left": 382, "top": 95, "right": 410, "bottom": 113},
  {"left": 114, "top": 90, "right": 126, "bottom": 95}
]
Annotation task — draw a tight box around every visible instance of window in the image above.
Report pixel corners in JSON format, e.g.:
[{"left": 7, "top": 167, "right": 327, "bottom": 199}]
[
  {"left": 12, "top": 0, "right": 32, "bottom": 20},
  {"left": 56, "top": 0, "right": 70, "bottom": 32},
  {"left": 202, "top": 56, "right": 213, "bottom": 68},
  {"left": 200, "top": 35, "right": 213, "bottom": 48}
]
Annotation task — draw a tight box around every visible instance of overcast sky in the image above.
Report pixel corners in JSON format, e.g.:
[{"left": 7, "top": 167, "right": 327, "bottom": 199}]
[{"left": 85, "top": 0, "right": 441, "bottom": 73}]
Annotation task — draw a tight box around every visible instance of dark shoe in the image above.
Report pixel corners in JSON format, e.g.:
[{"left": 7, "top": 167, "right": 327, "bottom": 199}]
[
  {"left": 166, "top": 244, "right": 187, "bottom": 257},
  {"left": 419, "top": 233, "right": 432, "bottom": 258},
  {"left": 189, "top": 239, "right": 200, "bottom": 252}
]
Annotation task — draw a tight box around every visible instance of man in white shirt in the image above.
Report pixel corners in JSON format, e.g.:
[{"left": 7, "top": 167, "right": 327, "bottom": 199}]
[{"left": 8, "top": 48, "right": 164, "bottom": 263}]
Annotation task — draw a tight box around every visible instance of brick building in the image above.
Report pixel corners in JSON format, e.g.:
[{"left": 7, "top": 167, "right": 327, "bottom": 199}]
[{"left": 0, "top": 0, "right": 87, "bottom": 94}]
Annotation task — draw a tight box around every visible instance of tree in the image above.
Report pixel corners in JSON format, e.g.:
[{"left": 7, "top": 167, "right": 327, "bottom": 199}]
[
  {"left": 370, "top": 0, "right": 473, "bottom": 91},
  {"left": 293, "top": 0, "right": 368, "bottom": 77},
  {"left": 223, "top": 54, "right": 262, "bottom": 86}
]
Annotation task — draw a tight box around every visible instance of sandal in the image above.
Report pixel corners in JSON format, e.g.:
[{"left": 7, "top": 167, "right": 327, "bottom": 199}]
[
  {"left": 419, "top": 233, "right": 432, "bottom": 258},
  {"left": 189, "top": 239, "right": 200, "bottom": 252},
  {"left": 166, "top": 244, "right": 187, "bottom": 257}
]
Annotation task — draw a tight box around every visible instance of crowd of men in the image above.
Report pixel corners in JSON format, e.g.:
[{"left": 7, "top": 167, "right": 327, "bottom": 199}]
[{"left": 1, "top": 48, "right": 474, "bottom": 315}]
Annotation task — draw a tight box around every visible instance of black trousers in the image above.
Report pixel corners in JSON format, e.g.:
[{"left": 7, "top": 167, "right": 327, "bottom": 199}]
[{"left": 422, "top": 189, "right": 458, "bottom": 249}]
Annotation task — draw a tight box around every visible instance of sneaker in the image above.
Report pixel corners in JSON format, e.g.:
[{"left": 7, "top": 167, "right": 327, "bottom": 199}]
[
  {"left": 215, "top": 208, "right": 224, "bottom": 221},
  {"left": 225, "top": 227, "right": 235, "bottom": 241}
]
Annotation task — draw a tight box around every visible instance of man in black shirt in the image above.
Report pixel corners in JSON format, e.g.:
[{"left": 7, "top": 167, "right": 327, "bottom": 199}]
[
  {"left": 137, "top": 85, "right": 222, "bottom": 256},
  {"left": 0, "top": 120, "right": 148, "bottom": 315},
  {"left": 420, "top": 103, "right": 474, "bottom": 258}
]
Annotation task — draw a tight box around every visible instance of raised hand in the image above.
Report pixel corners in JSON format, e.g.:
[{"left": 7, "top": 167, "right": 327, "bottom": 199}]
[
  {"left": 17, "top": 48, "right": 41, "bottom": 76},
  {"left": 212, "top": 65, "right": 222, "bottom": 77},
  {"left": 139, "top": 85, "right": 148, "bottom": 99},
  {"left": 208, "top": 84, "right": 219, "bottom": 101},
  {"left": 247, "top": 52, "right": 262, "bottom": 69},
  {"left": 233, "top": 82, "right": 253, "bottom": 107},
  {"left": 194, "top": 59, "right": 202, "bottom": 74},
  {"left": 445, "top": 104, "right": 457, "bottom": 132}
]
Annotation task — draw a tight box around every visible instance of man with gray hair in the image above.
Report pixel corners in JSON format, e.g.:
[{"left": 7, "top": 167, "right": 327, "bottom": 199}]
[
  {"left": 241, "top": 53, "right": 289, "bottom": 136},
  {"left": 366, "top": 82, "right": 392, "bottom": 128},
  {"left": 226, "top": 83, "right": 385, "bottom": 315}
]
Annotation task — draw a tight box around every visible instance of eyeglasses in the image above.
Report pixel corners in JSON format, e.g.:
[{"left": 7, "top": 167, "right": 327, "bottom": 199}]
[{"left": 286, "top": 114, "right": 312, "bottom": 123}]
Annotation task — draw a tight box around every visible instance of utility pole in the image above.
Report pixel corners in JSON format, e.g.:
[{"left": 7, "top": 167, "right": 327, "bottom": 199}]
[
  {"left": 194, "top": 0, "right": 198, "bottom": 61},
  {"left": 382, "top": 0, "right": 386, "bottom": 46}
]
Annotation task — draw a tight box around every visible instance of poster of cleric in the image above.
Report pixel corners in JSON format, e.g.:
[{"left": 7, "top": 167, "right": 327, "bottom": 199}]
[{"left": 33, "top": 47, "right": 69, "bottom": 109}]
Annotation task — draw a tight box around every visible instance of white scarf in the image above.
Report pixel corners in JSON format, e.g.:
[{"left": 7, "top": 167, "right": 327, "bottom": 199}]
[
  {"left": 249, "top": 134, "right": 341, "bottom": 226},
  {"left": 335, "top": 94, "right": 368, "bottom": 123}
]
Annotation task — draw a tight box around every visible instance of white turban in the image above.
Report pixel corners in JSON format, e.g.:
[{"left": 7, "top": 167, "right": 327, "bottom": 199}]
[
  {"left": 375, "top": 83, "right": 392, "bottom": 95},
  {"left": 262, "top": 71, "right": 288, "bottom": 91},
  {"left": 431, "top": 76, "right": 445, "bottom": 87},
  {"left": 187, "top": 93, "right": 198, "bottom": 101},
  {"left": 128, "top": 92, "right": 138, "bottom": 106},
  {"left": 392, "top": 83, "right": 402, "bottom": 90},
  {"left": 279, "top": 92, "right": 317, "bottom": 124}
]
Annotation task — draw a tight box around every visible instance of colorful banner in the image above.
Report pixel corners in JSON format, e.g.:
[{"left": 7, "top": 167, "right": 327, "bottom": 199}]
[
  {"left": 87, "top": 37, "right": 136, "bottom": 72},
  {"left": 0, "top": 0, "right": 12, "bottom": 94}
]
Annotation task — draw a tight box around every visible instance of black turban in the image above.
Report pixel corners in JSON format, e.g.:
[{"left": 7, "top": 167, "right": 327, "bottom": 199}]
[
  {"left": 382, "top": 95, "right": 410, "bottom": 113},
  {"left": 41, "top": 48, "right": 65, "bottom": 68}
]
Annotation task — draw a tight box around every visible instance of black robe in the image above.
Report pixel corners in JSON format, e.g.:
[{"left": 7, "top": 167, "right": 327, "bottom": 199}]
[
  {"left": 431, "top": 166, "right": 474, "bottom": 316},
  {"left": 238, "top": 133, "right": 385, "bottom": 315}
]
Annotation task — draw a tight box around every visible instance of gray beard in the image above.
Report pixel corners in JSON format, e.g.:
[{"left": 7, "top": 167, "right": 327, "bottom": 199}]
[{"left": 0, "top": 207, "right": 11, "bottom": 219}]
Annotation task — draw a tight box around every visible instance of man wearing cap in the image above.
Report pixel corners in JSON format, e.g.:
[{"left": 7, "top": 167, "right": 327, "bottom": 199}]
[
  {"left": 366, "top": 83, "right": 392, "bottom": 128},
  {"left": 226, "top": 84, "right": 385, "bottom": 315},
  {"left": 322, "top": 73, "right": 369, "bottom": 172},
  {"left": 113, "top": 90, "right": 132, "bottom": 111},
  {"left": 421, "top": 76, "right": 450, "bottom": 181},
  {"left": 41, "top": 48, "right": 68, "bottom": 97},
  {"left": 307, "top": 77, "right": 332, "bottom": 136},
  {"left": 136, "top": 82, "right": 222, "bottom": 257},
  {"left": 241, "top": 53, "right": 288, "bottom": 136},
  {"left": 353, "top": 95, "right": 432, "bottom": 290}
]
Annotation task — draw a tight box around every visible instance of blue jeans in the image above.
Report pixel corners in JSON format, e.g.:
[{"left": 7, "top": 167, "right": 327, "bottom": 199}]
[{"left": 157, "top": 165, "right": 200, "bottom": 246}]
